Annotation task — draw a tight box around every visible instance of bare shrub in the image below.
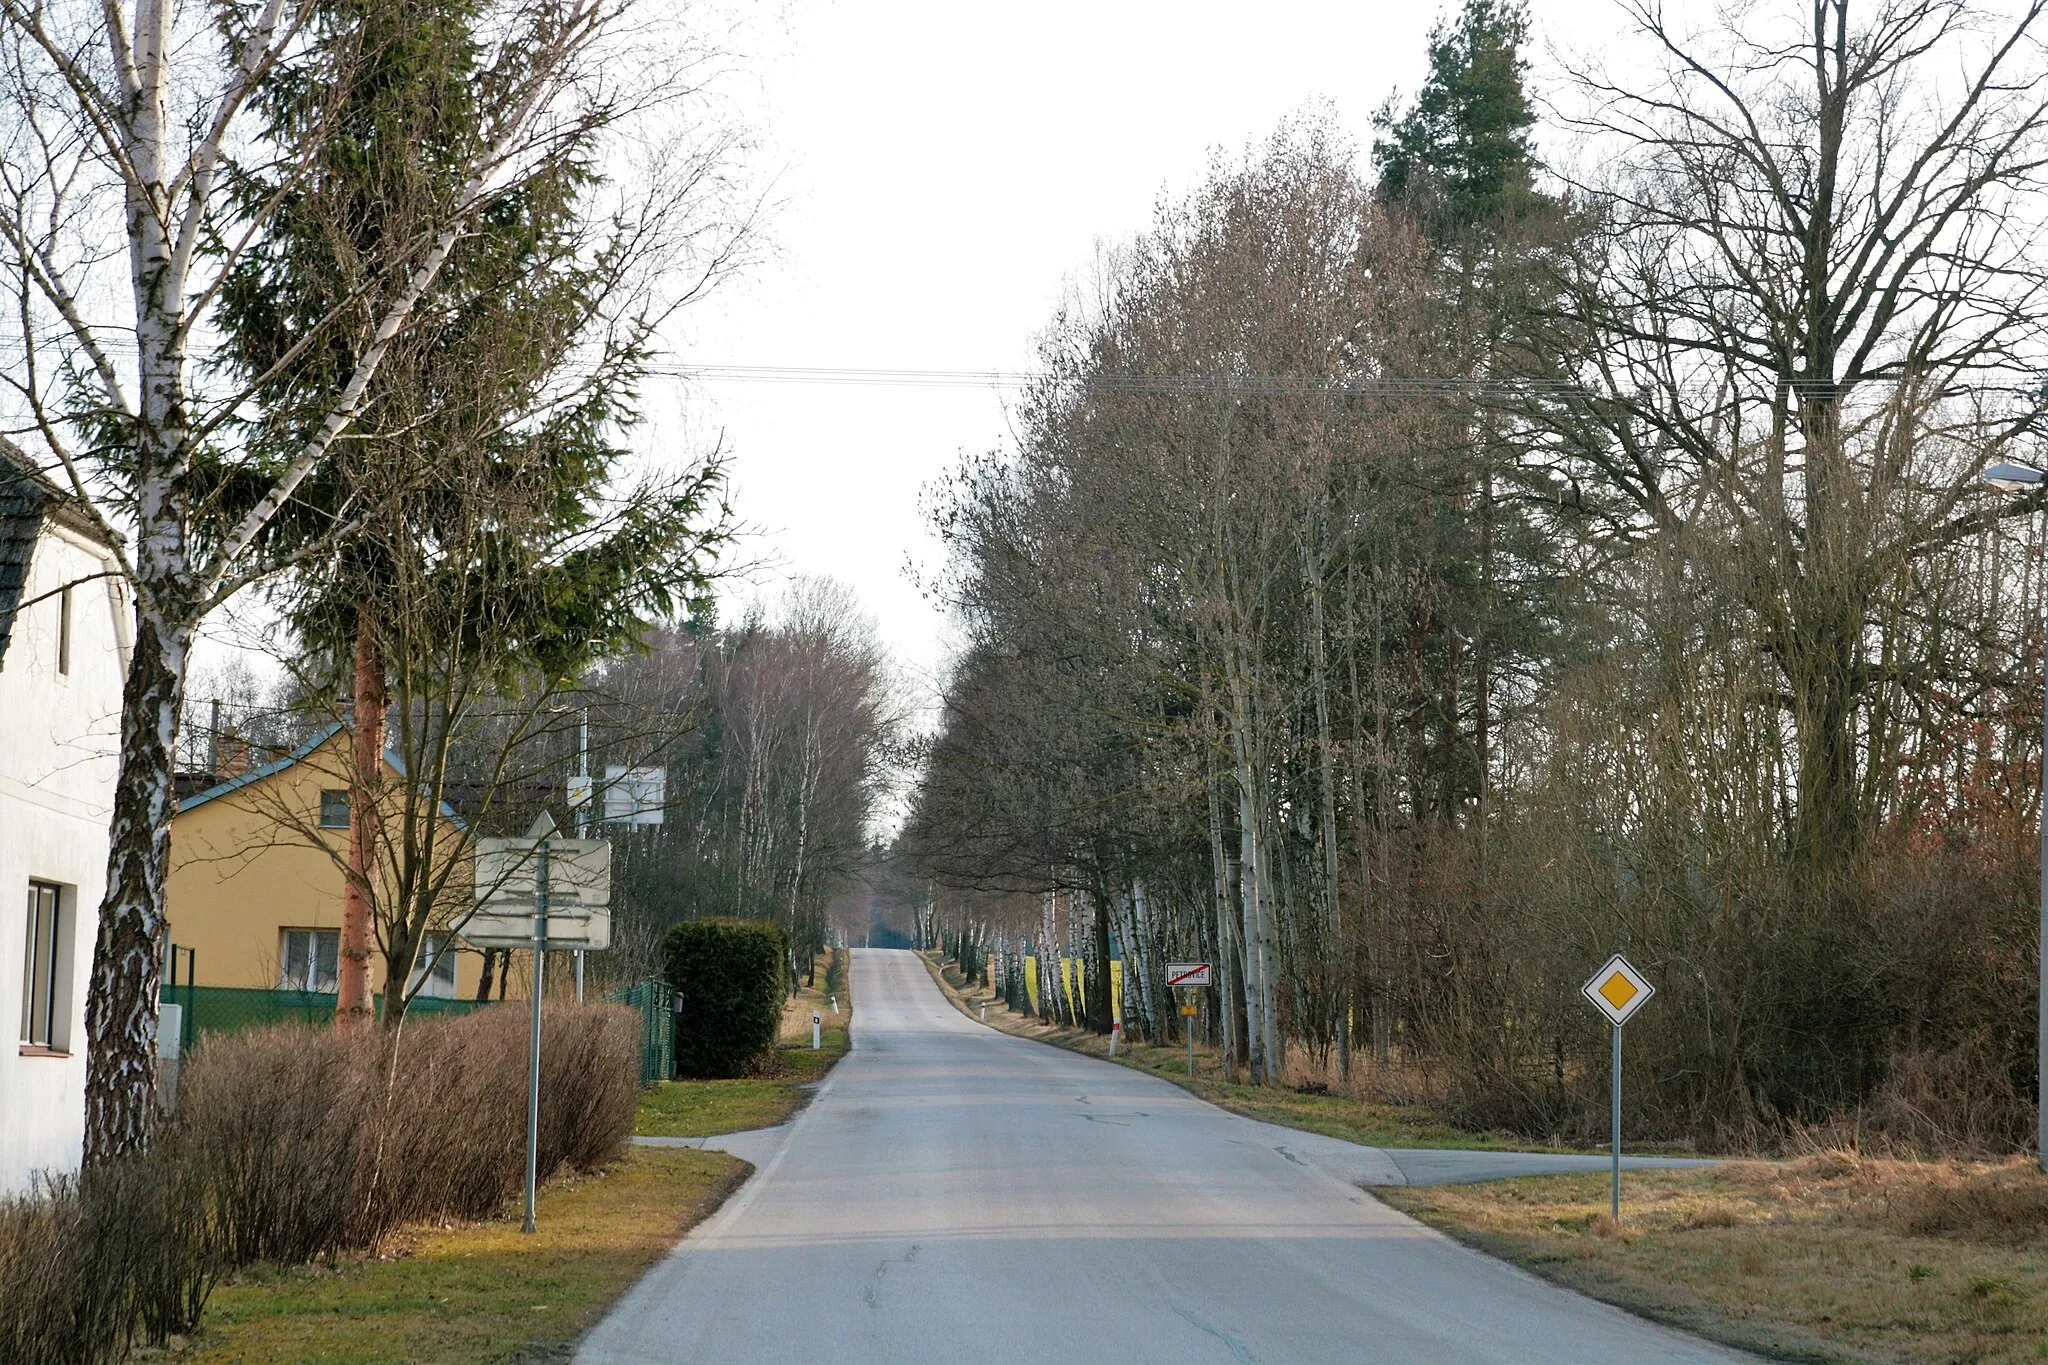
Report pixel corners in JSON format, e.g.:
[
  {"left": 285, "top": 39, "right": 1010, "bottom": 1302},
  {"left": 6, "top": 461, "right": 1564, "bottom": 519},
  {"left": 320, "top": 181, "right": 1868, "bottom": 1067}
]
[
  {"left": 176, "top": 1024, "right": 372, "bottom": 1264},
  {"left": 0, "top": 1188, "right": 98, "bottom": 1363},
  {"left": 0, "top": 1154, "right": 218, "bottom": 1365},
  {"left": 359, "top": 1003, "right": 638, "bottom": 1231}
]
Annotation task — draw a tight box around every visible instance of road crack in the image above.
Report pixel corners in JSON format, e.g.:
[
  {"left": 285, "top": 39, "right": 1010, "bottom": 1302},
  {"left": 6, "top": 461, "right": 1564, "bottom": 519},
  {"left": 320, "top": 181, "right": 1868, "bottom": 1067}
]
[{"left": 1173, "top": 1304, "right": 1258, "bottom": 1363}]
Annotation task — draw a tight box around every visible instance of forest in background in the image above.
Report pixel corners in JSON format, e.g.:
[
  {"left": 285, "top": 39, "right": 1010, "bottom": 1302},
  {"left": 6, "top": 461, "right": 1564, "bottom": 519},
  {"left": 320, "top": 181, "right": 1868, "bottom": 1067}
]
[{"left": 903, "top": 0, "right": 2048, "bottom": 1153}]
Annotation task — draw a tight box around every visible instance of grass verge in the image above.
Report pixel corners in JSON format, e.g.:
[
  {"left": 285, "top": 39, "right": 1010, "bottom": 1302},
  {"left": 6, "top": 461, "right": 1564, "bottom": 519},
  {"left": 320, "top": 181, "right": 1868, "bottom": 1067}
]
[
  {"left": 634, "top": 948, "right": 852, "bottom": 1139},
  {"left": 165, "top": 1148, "right": 748, "bottom": 1365},
  {"left": 916, "top": 950, "right": 1583, "bottom": 1153},
  {"left": 1379, "top": 1154, "right": 2048, "bottom": 1363}
]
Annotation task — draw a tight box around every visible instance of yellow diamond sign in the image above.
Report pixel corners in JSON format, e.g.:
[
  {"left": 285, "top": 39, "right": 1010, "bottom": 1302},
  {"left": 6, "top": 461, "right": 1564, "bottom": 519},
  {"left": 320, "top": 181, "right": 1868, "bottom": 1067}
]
[{"left": 1583, "top": 954, "right": 1654, "bottom": 1026}]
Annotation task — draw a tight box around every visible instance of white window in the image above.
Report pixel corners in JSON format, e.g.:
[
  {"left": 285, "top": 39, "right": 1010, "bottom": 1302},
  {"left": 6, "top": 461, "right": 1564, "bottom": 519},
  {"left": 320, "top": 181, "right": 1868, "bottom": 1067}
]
[
  {"left": 20, "top": 881, "right": 71, "bottom": 1051},
  {"left": 56, "top": 584, "right": 71, "bottom": 676},
  {"left": 280, "top": 928, "right": 340, "bottom": 993},
  {"left": 409, "top": 933, "right": 457, "bottom": 999}
]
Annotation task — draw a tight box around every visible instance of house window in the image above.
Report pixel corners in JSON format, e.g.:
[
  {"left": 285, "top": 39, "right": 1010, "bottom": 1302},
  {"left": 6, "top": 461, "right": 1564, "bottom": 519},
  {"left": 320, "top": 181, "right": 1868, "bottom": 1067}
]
[
  {"left": 56, "top": 585, "right": 71, "bottom": 676},
  {"left": 409, "top": 933, "right": 458, "bottom": 1000},
  {"left": 20, "top": 882, "right": 69, "bottom": 1051},
  {"left": 318, "top": 790, "right": 350, "bottom": 829},
  {"left": 280, "top": 928, "right": 340, "bottom": 993}
]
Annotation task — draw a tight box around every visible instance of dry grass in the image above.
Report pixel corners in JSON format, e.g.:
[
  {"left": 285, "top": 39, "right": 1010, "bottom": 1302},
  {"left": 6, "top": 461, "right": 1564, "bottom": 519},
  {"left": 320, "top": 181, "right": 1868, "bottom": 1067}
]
[
  {"left": 157, "top": 1147, "right": 747, "bottom": 1365},
  {"left": 1380, "top": 1153, "right": 2048, "bottom": 1363},
  {"left": 778, "top": 947, "right": 849, "bottom": 1045},
  {"left": 918, "top": 952, "right": 1598, "bottom": 1154}
]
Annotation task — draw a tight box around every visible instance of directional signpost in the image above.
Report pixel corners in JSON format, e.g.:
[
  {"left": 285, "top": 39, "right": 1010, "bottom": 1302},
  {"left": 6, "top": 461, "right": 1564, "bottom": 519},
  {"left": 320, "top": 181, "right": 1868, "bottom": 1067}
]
[
  {"left": 1167, "top": 963, "right": 1212, "bottom": 1076},
  {"left": 466, "top": 812, "right": 612, "bottom": 1234},
  {"left": 1582, "top": 953, "right": 1655, "bottom": 1221}
]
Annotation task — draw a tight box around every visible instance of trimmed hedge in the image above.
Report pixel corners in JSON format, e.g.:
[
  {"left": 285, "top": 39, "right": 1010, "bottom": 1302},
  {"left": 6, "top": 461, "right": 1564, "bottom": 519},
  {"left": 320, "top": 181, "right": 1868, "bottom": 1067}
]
[{"left": 663, "top": 918, "right": 790, "bottom": 1078}]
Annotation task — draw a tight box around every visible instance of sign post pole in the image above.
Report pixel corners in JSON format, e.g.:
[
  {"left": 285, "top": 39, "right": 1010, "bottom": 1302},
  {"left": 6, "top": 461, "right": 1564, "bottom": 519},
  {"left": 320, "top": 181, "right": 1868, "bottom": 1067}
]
[
  {"left": 466, "top": 812, "right": 609, "bottom": 1237},
  {"left": 1581, "top": 953, "right": 1653, "bottom": 1224},
  {"left": 1165, "top": 963, "right": 1213, "bottom": 1078},
  {"left": 1610, "top": 1021, "right": 1622, "bottom": 1221},
  {"left": 522, "top": 838, "right": 549, "bottom": 1236}
]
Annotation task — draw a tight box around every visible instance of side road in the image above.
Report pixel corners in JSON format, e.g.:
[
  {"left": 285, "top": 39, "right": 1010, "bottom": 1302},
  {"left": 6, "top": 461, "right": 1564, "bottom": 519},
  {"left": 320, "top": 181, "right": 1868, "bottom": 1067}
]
[{"left": 915, "top": 952, "right": 1714, "bottom": 1188}]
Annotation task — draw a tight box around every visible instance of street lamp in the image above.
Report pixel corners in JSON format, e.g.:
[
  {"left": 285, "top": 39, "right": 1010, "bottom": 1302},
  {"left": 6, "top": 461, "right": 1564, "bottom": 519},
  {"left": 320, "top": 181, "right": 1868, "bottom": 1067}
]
[{"left": 1980, "top": 460, "right": 2048, "bottom": 1173}]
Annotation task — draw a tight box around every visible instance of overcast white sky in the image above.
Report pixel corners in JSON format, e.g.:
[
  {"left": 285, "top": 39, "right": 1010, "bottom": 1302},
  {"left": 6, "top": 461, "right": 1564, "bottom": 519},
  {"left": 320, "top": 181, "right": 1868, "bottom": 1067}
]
[{"left": 675, "top": 0, "right": 1612, "bottom": 704}]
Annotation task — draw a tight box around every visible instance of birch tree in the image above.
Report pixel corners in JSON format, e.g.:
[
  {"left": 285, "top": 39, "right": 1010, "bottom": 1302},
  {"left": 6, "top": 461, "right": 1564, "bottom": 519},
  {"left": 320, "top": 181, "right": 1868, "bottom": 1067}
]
[{"left": 0, "top": 0, "right": 702, "bottom": 1161}]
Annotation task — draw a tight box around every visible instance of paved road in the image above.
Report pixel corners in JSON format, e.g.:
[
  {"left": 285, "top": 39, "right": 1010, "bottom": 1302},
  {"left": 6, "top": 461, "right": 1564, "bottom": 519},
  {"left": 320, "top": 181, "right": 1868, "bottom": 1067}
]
[{"left": 579, "top": 949, "right": 1746, "bottom": 1364}]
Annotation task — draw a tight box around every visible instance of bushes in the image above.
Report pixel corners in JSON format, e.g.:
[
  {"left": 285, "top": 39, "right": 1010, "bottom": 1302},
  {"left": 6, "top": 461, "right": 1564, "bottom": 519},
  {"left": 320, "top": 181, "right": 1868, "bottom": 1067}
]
[
  {"left": 0, "top": 1002, "right": 639, "bottom": 1364},
  {"left": 0, "top": 1163, "right": 214, "bottom": 1365},
  {"left": 664, "top": 918, "right": 790, "bottom": 1078},
  {"left": 182, "top": 1002, "right": 638, "bottom": 1262}
]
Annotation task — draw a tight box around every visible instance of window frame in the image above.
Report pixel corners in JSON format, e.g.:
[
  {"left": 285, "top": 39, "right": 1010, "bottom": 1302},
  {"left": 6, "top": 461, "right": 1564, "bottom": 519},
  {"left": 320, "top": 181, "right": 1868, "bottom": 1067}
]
[
  {"left": 318, "top": 789, "right": 350, "bottom": 829},
  {"left": 56, "top": 584, "right": 71, "bottom": 676},
  {"left": 409, "top": 932, "right": 459, "bottom": 999},
  {"left": 279, "top": 927, "right": 342, "bottom": 993},
  {"left": 20, "top": 881, "right": 67, "bottom": 1052}
]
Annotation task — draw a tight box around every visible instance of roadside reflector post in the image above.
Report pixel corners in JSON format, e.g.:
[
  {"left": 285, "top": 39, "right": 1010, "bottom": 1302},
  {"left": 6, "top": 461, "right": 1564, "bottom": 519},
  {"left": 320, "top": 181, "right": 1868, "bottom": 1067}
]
[
  {"left": 1581, "top": 954, "right": 1654, "bottom": 1223},
  {"left": 812, "top": 1010, "right": 822, "bottom": 1050}
]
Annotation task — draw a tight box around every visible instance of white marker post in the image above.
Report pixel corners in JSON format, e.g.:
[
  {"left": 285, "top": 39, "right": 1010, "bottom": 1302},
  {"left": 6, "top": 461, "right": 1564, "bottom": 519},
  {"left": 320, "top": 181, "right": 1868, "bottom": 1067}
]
[
  {"left": 812, "top": 1010, "right": 822, "bottom": 1050},
  {"left": 1581, "top": 954, "right": 1655, "bottom": 1221},
  {"left": 1166, "top": 963, "right": 1213, "bottom": 1077}
]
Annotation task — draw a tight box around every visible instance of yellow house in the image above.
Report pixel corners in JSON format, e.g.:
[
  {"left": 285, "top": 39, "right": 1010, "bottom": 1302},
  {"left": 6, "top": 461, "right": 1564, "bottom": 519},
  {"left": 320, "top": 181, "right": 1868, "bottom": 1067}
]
[{"left": 166, "top": 723, "right": 486, "bottom": 1002}]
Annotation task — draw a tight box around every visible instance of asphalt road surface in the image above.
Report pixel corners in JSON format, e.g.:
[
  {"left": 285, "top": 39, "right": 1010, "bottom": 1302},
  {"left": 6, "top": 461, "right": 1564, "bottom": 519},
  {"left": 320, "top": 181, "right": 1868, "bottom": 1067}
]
[{"left": 578, "top": 948, "right": 1747, "bottom": 1364}]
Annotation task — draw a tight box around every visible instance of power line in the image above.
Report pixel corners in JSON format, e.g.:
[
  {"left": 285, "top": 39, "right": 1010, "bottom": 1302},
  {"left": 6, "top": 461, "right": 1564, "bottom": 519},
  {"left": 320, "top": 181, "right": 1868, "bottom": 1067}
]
[{"left": 646, "top": 363, "right": 1596, "bottom": 399}]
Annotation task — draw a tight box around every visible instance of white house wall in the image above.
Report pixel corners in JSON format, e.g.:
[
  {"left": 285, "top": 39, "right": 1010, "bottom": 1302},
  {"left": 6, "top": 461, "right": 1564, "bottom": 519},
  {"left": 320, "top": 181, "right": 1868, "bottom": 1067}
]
[{"left": 0, "top": 522, "right": 124, "bottom": 1195}]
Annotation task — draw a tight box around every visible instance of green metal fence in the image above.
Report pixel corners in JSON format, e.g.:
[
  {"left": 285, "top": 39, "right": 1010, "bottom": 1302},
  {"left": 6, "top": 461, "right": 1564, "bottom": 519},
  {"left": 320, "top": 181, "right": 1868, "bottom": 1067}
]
[
  {"left": 605, "top": 979, "right": 675, "bottom": 1084},
  {"left": 179, "top": 985, "right": 486, "bottom": 1042}
]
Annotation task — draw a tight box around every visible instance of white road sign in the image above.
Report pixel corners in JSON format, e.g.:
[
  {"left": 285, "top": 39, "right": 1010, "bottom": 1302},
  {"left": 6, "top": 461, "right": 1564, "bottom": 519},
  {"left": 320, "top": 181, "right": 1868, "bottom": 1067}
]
[
  {"left": 465, "top": 828, "right": 613, "bottom": 949},
  {"left": 1582, "top": 954, "right": 1655, "bottom": 1026},
  {"left": 603, "top": 765, "right": 666, "bottom": 825},
  {"left": 1166, "top": 962, "right": 1213, "bottom": 988}
]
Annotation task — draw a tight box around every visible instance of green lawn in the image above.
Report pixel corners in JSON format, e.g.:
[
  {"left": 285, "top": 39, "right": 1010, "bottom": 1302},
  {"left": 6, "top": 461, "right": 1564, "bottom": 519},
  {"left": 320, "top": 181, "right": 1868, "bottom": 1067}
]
[
  {"left": 635, "top": 953, "right": 853, "bottom": 1139},
  {"left": 172, "top": 1148, "right": 746, "bottom": 1365},
  {"left": 633, "top": 1032, "right": 850, "bottom": 1138}
]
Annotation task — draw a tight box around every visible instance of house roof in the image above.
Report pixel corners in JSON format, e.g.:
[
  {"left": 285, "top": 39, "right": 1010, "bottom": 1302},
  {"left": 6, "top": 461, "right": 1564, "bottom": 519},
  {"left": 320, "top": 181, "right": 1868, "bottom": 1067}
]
[
  {"left": 0, "top": 449, "right": 52, "bottom": 668},
  {"left": 177, "top": 720, "right": 469, "bottom": 831},
  {"left": 0, "top": 448, "right": 124, "bottom": 670}
]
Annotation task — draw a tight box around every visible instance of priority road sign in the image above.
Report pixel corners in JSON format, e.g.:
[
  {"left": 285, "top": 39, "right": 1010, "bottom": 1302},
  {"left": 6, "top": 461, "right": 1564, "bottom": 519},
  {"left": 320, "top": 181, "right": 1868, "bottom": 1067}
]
[
  {"left": 1582, "top": 954, "right": 1654, "bottom": 1027},
  {"left": 1166, "top": 962, "right": 1213, "bottom": 988},
  {"left": 1583, "top": 952, "right": 1655, "bottom": 1222}
]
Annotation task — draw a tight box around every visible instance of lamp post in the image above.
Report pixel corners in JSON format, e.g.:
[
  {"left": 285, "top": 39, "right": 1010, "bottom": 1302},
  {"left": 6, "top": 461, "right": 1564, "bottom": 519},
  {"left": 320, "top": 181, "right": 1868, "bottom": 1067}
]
[{"left": 1980, "top": 460, "right": 2048, "bottom": 1175}]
